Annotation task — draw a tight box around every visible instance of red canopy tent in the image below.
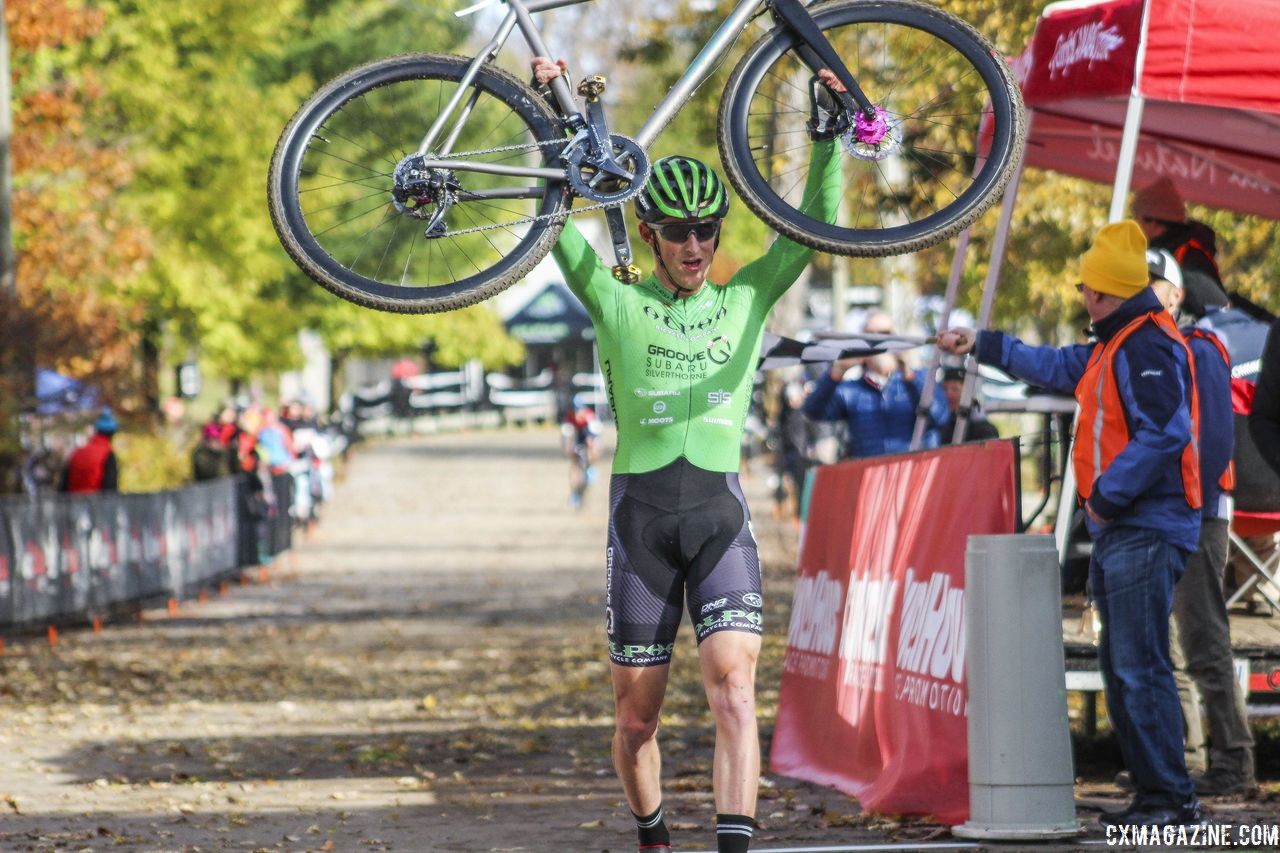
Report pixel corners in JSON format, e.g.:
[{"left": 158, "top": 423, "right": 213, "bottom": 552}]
[
  {"left": 993, "top": 0, "right": 1280, "bottom": 600},
  {"left": 917, "top": 0, "right": 1280, "bottom": 555},
  {"left": 1015, "top": 0, "right": 1280, "bottom": 219}
]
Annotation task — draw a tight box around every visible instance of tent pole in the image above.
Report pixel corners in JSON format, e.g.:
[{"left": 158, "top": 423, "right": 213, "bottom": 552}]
[
  {"left": 1069, "top": 0, "right": 1153, "bottom": 562},
  {"left": 1108, "top": 0, "right": 1154, "bottom": 221},
  {"left": 910, "top": 226, "right": 971, "bottom": 450},
  {"left": 954, "top": 112, "right": 1033, "bottom": 443},
  {"left": 1108, "top": 94, "right": 1147, "bottom": 222}
]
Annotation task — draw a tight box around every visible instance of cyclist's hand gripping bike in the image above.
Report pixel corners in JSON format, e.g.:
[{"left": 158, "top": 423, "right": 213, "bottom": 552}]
[{"left": 268, "top": 0, "right": 1024, "bottom": 313}]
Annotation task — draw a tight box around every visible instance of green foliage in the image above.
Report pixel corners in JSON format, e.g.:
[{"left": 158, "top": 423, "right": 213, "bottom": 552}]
[
  {"left": 114, "top": 428, "right": 193, "bottom": 493},
  {"left": 267, "top": 0, "right": 468, "bottom": 86},
  {"left": 1199, "top": 209, "right": 1280, "bottom": 311},
  {"left": 42, "top": 0, "right": 528, "bottom": 386},
  {"left": 84, "top": 0, "right": 310, "bottom": 375},
  {"left": 310, "top": 301, "right": 524, "bottom": 368}
]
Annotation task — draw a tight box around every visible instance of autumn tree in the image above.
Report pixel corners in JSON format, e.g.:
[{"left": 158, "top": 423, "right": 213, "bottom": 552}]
[{"left": 1, "top": 0, "right": 153, "bottom": 490}]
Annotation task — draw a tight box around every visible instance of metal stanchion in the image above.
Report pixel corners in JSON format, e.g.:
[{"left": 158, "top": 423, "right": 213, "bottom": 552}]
[{"left": 954, "top": 534, "right": 1080, "bottom": 840}]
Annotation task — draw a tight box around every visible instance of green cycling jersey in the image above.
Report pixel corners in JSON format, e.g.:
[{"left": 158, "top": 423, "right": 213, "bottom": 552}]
[{"left": 551, "top": 141, "right": 840, "bottom": 474}]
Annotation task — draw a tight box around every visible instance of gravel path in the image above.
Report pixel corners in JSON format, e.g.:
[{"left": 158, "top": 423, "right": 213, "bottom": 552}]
[{"left": 0, "top": 428, "right": 1273, "bottom": 852}]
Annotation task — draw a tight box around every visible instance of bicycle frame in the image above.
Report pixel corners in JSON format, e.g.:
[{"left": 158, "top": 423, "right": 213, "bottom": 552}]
[{"left": 416, "top": 0, "right": 772, "bottom": 180}]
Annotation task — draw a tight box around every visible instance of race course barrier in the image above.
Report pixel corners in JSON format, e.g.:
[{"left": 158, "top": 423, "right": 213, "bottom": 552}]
[
  {"left": 772, "top": 440, "right": 1017, "bottom": 825},
  {"left": 0, "top": 474, "right": 295, "bottom": 631}
]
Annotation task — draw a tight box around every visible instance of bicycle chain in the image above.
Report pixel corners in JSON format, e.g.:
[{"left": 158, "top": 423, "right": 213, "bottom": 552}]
[{"left": 427, "top": 138, "right": 645, "bottom": 237}]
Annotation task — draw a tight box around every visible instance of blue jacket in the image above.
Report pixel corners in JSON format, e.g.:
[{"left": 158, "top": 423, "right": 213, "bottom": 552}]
[
  {"left": 975, "top": 287, "right": 1200, "bottom": 552},
  {"left": 1184, "top": 326, "right": 1234, "bottom": 521},
  {"left": 802, "top": 370, "right": 948, "bottom": 458}
]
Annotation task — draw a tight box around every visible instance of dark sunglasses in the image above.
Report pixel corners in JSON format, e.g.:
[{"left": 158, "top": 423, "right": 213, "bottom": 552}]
[{"left": 651, "top": 221, "right": 721, "bottom": 243}]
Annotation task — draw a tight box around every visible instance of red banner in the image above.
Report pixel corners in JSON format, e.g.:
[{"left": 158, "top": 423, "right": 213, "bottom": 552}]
[
  {"left": 1023, "top": 0, "right": 1141, "bottom": 106},
  {"left": 771, "top": 442, "right": 1017, "bottom": 825}
]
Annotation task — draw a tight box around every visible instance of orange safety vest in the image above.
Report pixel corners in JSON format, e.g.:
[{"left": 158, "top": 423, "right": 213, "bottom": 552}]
[
  {"left": 1073, "top": 310, "right": 1202, "bottom": 510},
  {"left": 1184, "top": 326, "right": 1235, "bottom": 492}
]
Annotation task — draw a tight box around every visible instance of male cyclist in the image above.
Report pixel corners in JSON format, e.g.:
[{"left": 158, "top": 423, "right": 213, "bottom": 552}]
[
  {"left": 562, "top": 396, "right": 602, "bottom": 509},
  {"left": 534, "top": 57, "right": 842, "bottom": 853}
]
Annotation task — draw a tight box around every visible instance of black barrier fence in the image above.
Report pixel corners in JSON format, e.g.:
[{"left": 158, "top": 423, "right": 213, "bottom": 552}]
[{"left": 0, "top": 473, "right": 294, "bottom": 631}]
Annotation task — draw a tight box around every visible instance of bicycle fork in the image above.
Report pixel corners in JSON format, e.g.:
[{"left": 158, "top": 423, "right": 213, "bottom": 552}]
[{"left": 768, "top": 0, "right": 874, "bottom": 121}]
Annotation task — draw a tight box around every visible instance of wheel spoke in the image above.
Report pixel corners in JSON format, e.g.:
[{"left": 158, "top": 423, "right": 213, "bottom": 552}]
[
  {"left": 271, "top": 56, "right": 568, "bottom": 309},
  {"left": 722, "top": 1, "right": 1022, "bottom": 255}
]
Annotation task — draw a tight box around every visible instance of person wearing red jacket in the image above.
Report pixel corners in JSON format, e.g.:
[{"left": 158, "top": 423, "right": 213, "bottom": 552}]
[{"left": 61, "top": 409, "right": 120, "bottom": 494}]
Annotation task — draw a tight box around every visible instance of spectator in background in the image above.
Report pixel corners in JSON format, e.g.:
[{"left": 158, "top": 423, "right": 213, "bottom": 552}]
[
  {"left": 61, "top": 409, "right": 120, "bottom": 494},
  {"left": 936, "top": 366, "right": 999, "bottom": 445},
  {"left": 192, "top": 423, "right": 232, "bottom": 482},
  {"left": 235, "top": 405, "right": 264, "bottom": 472},
  {"left": 769, "top": 376, "right": 811, "bottom": 518},
  {"left": 390, "top": 357, "right": 419, "bottom": 434},
  {"left": 255, "top": 407, "right": 295, "bottom": 475},
  {"left": 1249, "top": 316, "right": 1280, "bottom": 478},
  {"left": 802, "top": 311, "right": 948, "bottom": 458},
  {"left": 939, "top": 220, "right": 1204, "bottom": 830},
  {"left": 1148, "top": 249, "right": 1255, "bottom": 797},
  {"left": 1245, "top": 315, "right": 1280, "bottom": 611},
  {"left": 1132, "top": 177, "right": 1228, "bottom": 318}
]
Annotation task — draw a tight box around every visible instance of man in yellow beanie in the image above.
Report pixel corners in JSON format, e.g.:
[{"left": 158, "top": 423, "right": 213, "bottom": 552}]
[{"left": 937, "top": 220, "right": 1205, "bottom": 829}]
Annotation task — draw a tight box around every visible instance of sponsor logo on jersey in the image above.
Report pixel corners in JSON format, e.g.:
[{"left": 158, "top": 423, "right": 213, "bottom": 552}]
[
  {"left": 707, "top": 335, "right": 733, "bottom": 365},
  {"left": 645, "top": 344, "right": 709, "bottom": 381},
  {"left": 701, "top": 597, "right": 728, "bottom": 615},
  {"left": 642, "top": 304, "right": 728, "bottom": 342},
  {"left": 610, "top": 640, "right": 676, "bottom": 663},
  {"left": 652, "top": 401, "right": 667, "bottom": 414},
  {"left": 634, "top": 388, "right": 682, "bottom": 398},
  {"left": 702, "top": 417, "right": 732, "bottom": 426},
  {"left": 694, "top": 608, "right": 764, "bottom": 636},
  {"left": 743, "top": 592, "right": 763, "bottom": 608},
  {"left": 707, "top": 390, "right": 732, "bottom": 406},
  {"left": 647, "top": 344, "right": 706, "bottom": 363},
  {"left": 640, "top": 416, "right": 675, "bottom": 425}
]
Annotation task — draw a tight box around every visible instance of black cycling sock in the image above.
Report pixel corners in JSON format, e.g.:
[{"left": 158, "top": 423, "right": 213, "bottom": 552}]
[
  {"left": 715, "top": 813, "right": 754, "bottom": 852},
  {"left": 634, "top": 804, "right": 670, "bottom": 849}
]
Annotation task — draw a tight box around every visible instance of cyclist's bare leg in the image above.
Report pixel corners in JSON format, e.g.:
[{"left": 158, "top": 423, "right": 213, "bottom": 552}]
[
  {"left": 610, "top": 662, "right": 671, "bottom": 816},
  {"left": 698, "top": 630, "right": 762, "bottom": 815}
]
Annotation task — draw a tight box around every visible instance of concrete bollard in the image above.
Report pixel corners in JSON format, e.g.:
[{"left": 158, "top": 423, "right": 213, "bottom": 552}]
[{"left": 953, "top": 534, "right": 1081, "bottom": 840}]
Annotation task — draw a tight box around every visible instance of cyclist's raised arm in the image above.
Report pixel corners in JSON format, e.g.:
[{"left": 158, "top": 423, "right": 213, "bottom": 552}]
[
  {"left": 550, "top": 217, "right": 610, "bottom": 320},
  {"left": 534, "top": 56, "right": 612, "bottom": 320},
  {"left": 729, "top": 137, "right": 839, "bottom": 303}
]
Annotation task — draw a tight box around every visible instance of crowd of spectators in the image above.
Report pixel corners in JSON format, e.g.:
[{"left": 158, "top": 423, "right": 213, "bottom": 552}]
[
  {"left": 762, "top": 310, "right": 997, "bottom": 520},
  {"left": 190, "top": 399, "right": 339, "bottom": 533}
]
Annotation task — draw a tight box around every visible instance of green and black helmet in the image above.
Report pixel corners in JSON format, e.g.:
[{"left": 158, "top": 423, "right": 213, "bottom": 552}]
[{"left": 634, "top": 155, "right": 730, "bottom": 222}]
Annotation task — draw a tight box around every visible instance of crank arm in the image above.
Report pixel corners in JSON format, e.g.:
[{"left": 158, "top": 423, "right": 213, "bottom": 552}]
[{"left": 605, "top": 206, "right": 640, "bottom": 283}]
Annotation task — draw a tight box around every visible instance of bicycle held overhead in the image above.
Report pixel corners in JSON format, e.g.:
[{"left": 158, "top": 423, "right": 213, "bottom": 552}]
[{"left": 268, "top": 0, "right": 1025, "bottom": 313}]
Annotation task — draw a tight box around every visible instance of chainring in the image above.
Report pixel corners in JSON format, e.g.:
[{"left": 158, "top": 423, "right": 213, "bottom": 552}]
[{"left": 563, "top": 134, "right": 650, "bottom": 204}]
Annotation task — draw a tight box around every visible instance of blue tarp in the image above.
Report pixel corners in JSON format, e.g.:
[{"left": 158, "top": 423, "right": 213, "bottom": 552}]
[{"left": 34, "top": 369, "right": 99, "bottom": 416}]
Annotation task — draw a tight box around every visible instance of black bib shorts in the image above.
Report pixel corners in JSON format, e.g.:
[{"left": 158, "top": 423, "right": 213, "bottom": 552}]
[{"left": 605, "top": 457, "right": 764, "bottom": 667}]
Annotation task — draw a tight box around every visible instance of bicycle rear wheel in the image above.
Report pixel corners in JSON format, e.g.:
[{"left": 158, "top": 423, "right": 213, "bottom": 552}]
[
  {"left": 718, "top": 0, "right": 1024, "bottom": 257},
  {"left": 269, "top": 54, "right": 570, "bottom": 313}
]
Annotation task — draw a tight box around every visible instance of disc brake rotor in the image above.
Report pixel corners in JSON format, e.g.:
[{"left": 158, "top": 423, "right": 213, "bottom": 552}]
[{"left": 841, "top": 106, "right": 903, "bottom": 162}]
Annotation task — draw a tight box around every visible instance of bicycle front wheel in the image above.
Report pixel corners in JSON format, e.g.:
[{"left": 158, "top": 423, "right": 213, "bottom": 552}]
[
  {"left": 269, "top": 54, "right": 570, "bottom": 313},
  {"left": 719, "top": 0, "right": 1024, "bottom": 257}
]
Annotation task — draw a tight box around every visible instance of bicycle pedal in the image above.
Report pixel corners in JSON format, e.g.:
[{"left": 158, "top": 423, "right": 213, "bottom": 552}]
[
  {"left": 611, "top": 264, "right": 641, "bottom": 283},
  {"left": 577, "top": 75, "right": 607, "bottom": 102}
]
